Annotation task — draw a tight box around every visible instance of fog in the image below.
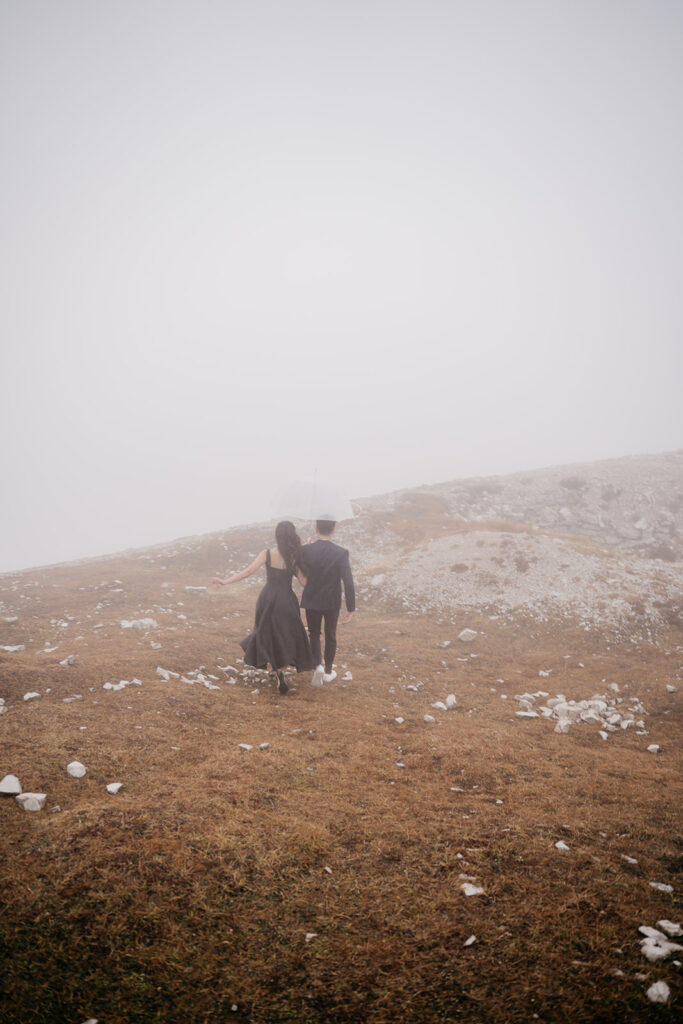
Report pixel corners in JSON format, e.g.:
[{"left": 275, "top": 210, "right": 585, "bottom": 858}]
[{"left": 2, "top": 0, "right": 681, "bottom": 574}]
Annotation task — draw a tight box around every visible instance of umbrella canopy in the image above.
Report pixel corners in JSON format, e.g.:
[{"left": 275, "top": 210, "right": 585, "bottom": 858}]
[{"left": 273, "top": 477, "right": 354, "bottom": 522}]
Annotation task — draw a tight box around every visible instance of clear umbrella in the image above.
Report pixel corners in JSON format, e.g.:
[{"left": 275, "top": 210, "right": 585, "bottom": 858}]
[{"left": 272, "top": 476, "right": 354, "bottom": 522}]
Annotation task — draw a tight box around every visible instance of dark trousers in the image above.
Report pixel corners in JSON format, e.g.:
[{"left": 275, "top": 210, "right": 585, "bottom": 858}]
[{"left": 305, "top": 608, "right": 340, "bottom": 673}]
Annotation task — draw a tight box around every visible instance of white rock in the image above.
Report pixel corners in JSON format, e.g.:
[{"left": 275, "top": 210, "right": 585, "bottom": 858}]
[
  {"left": 341, "top": 671, "right": 353, "bottom": 681},
  {"left": 184, "top": 586, "right": 207, "bottom": 592},
  {"left": 16, "top": 792, "right": 46, "bottom": 811},
  {"left": 657, "top": 920, "right": 683, "bottom": 937},
  {"left": 599, "top": 731, "right": 609, "bottom": 740},
  {"left": 641, "top": 938, "right": 675, "bottom": 964},
  {"left": 647, "top": 744, "right": 660, "bottom": 754},
  {"left": 0, "top": 774, "right": 22, "bottom": 795},
  {"left": 445, "top": 694, "right": 457, "bottom": 709},
  {"left": 59, "top": 654, "right": 76, "bottom": 666},
  {"left": 538, "top": 669, "right": 551, "bottom": 677},
  {"left": 554, "top": 720, "right": 571, "bottom": 734},
  {"left": 438, "top": 640, "right": 451, "bottom": 647},
  {"left": 238, "top": 743, "right": 253, "bottom": 751},
  {"left": 666, "top": 684, "right": 677, "bottom": 693},
  {"left": 259, "top": 743, "right": 270, "bottom": 750},
  {"left": 423, "top": 714, "right": 436, "bottom": 724},
  {"left": 120, "top": 618, "right": 158, "bottom": 630},
  {"left": 639, "top": 925, "right": 668, "bottom": 939},
  {"left": 460, "top": 883, "right": 484, "bottom": 896},
  {"left": 646, "top": 981, "right": 670, "bottom": 1004},
  {"left": 432, "top": 701, "right": 448, "bottom": 711},
  {"left": 464, "top": 935, "right": 476, "bottom": 947},
  {"left": 555, "top": 840, "right": 570, "bottom": 851},
  {"left": 103, "top": 678, "right": 142, "bottom": 692},
  {"left": 395, "top": 717, "right": 405, "bottom": 724},
  {"left": 649, "top": 882, "right": 674, "bottom": 893},
  {"left": 67, "top": 761, "right": 87, "bottom": 778},
  {"left": 1, "top": 644, "right": 25, "bottom": 652},
  {"left": 106, "top": 783, "right": 122, "bottom": 794},
  {"left": 621, "top": 855, "right": 638, "bottom": 865},
  {"left": 458, "top": 629, "right": 477, "bottom": 642},
  {"left": 515, "top": 710, "right": 539, "bottom": 718},
  {"left": 305, "top": 932, "right": 318, "bottom": 943},
  {"left": 156, "top": 666, "right": 180, "bottom": 680},
  {"left": 23, "top": 691, "right": 41, "bottom": 701}
]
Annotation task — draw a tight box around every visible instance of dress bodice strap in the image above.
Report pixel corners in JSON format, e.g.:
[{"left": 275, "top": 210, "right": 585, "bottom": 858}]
[{"left": 266, "top": 548, "right": 271, "bottom": 567}]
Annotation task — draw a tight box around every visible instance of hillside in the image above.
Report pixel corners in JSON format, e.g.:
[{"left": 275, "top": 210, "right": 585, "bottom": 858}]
[{"left": 1, "top": 452, "right": 681, "bottom": 1023}]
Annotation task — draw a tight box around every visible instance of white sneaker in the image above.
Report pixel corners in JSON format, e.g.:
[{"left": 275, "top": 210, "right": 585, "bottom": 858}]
[
  {"left": 311, "top": 664, "right": 325, "bottom": 687},
  {"left": 323, "top": 669, "right": 337, "bottom": 683}
]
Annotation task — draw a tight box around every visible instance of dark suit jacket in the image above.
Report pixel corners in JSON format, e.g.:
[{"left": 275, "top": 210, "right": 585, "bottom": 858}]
[{"left": 300, "top": 540, "right": 355, "bottom": 612}]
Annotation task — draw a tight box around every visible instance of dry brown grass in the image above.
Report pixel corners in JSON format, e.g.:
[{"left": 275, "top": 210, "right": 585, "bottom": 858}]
[{"left": 0, "top": 544, "right": 681, "bottom": 1024}]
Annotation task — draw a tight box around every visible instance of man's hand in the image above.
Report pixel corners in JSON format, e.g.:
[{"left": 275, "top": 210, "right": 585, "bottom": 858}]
[
  {"left": 210, "top": 577, "right": 225, "bottom": 586},
  {"left": 341, "top": 610, "right": 354, "bottom": 625}
]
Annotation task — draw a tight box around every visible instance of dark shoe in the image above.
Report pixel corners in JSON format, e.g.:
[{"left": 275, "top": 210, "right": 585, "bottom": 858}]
[{"left": 277, "top": 671, "right": 289, "bottom": 695}]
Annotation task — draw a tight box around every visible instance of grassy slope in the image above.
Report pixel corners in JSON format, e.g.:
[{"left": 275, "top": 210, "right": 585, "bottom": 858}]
[{"left": 0, "top": 536, "right": 681, "bottom": 1024}]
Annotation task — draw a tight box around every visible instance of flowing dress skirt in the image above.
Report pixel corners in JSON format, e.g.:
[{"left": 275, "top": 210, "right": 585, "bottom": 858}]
[{"left": 240, "top": 565, "right": 314, "bottom": 672}]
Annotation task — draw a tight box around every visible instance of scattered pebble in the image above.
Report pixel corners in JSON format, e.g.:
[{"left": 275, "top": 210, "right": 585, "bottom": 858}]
[
  {"left": 649, "top": 882, "right": 674, "bottom": 894},
  {"left": 555, "top": 841, "right": 570, "bottom": 852},
  {"left": 657, "top": 920, "right": 682, "bottom": 937},
  {"left": 639, "top": 927, "right": 683, "bottom": 963},
  {"left": 103, "top": 678, "right": 142, "bottom": 692},
  {"left": 647, "top": 744, "right": 660, "bottom": 754},
  {"left": 67, "top": 761, "right": 87, "bottom": 778},
  {"left": 23, "top": 692, "right": 41, "bottom": 701},
  {"left": 464, "top": 935, "right": 477, "bottom": 947},
  {"left": 646, "top": 981, "right": 670, "bottom": 1004},
  {"left": 0, "top": 774, "right": 22, "bottom": 795},
  {"left": 16, "top": 793, "right": 47, "bottom": 812},
  {"left": 460, "top": 883, "right": 484, "bottom": 897},
  {"left": 106, "top": 783, "right": 122, "bottom": 794}
]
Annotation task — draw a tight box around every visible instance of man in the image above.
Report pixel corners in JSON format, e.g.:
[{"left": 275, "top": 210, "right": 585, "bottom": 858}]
[{"left": 301, "top": 519, "right": 355, "bottom": 684}]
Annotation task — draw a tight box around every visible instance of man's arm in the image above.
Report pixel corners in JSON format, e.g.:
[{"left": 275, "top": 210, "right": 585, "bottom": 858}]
[{"left": 340, "top": 551, "right": 355, "bottom": 623}]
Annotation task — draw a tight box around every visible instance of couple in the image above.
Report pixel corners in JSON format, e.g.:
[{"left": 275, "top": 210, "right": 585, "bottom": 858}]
[{"left": 211, "top": 519, "right": 355, "bottom": 695}]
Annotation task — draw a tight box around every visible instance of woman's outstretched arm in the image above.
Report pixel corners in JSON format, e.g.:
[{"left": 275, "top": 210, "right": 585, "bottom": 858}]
[{"left": 211, "top": 549, "right": 267, "bottom": 586}]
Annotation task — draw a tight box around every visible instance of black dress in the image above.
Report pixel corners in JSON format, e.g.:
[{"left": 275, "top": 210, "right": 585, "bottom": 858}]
[{"left": 240, "top": 550, "right": 314, "bottom": 672}]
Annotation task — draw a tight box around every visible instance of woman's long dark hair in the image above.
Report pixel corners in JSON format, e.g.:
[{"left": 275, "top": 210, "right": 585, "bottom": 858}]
[{"left": 275, "top": 521, "right": 306, "bottom": 575}]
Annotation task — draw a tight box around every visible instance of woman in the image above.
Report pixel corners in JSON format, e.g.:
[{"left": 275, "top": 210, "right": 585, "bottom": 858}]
[{"left": 211, "top": 521, "right": 314, "bottom": 694}]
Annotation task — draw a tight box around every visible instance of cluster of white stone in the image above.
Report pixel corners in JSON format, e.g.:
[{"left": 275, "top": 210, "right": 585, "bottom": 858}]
[{"left": 513, "top": 688, "right": 648, "bottom": 739}]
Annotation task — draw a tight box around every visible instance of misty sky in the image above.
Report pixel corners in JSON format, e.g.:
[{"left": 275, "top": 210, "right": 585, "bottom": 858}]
[{"left": 2, "top": 0, "right": 682, "bottom": 574}]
